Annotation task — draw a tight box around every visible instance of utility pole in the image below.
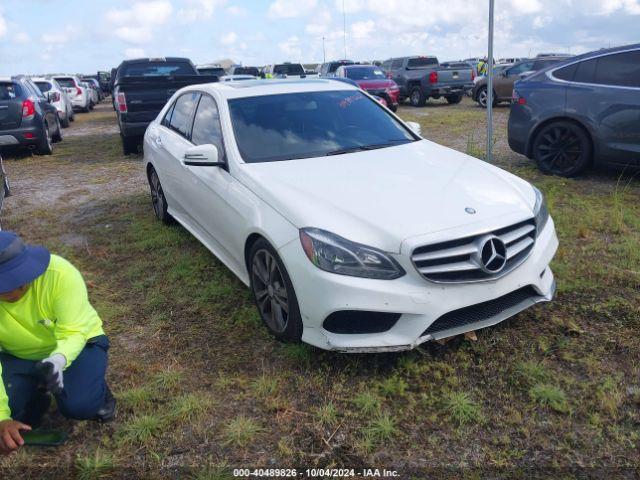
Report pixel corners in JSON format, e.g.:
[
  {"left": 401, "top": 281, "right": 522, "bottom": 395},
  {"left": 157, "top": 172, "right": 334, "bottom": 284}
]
[
  {"left": 342, "top": 0, "right": 347, "bottom": 59},
  {"left": 486, "top": 0, "right": 495, "bottom": 163},
  {"left": 322, "top": 36, "right": 326, "bottom": 63}
]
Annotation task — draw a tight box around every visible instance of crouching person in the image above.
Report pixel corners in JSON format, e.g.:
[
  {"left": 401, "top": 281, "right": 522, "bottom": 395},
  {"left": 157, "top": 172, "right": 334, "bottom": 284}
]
[{"left": 0, "top": 232, "right": 115, "bottom": 454}]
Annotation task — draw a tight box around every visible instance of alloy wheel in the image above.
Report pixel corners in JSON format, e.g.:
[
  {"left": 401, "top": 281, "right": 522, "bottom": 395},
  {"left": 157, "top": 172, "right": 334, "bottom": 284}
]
[
  {"left": 150, "top": 171, "right": 165, "bottom": 219},
  {"left": 410, "top": 90, "right": 420, "bottom": 106},
  {"left": 251, "top": 249, "right": 289, "bottom": 334},
  {"left": 478, "top": 89, "right": 488, "bottom": 108},
  {"left": 535, "top": 126, "right": 583, "bottom": 176}
]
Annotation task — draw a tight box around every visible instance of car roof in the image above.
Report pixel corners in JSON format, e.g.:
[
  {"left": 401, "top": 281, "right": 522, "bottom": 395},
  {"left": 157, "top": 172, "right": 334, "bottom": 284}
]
[
  {"left": 0, "top": 76, "right": 13, "bottom": 82},
  {"left": 31, "top": 77, "right": 52, "bottom": 82},
  {"left": 124, "top": 57, "right": 191, "bottom": 64},
  {"left": 182, "top": 78, "right": 358, "bottom": 99}
]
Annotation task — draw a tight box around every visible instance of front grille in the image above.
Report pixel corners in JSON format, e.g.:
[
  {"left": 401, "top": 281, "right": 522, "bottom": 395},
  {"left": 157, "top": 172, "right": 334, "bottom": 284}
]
[
  {"left": 411, "top": 218, "right": 536, "bottom": 283},
  {"left": 421, "top": 286, "right": 539, "bottom": 336}
]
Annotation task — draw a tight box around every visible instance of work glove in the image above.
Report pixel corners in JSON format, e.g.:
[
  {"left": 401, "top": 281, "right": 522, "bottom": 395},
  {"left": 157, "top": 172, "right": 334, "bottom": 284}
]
[{"left": 36, "top": 354, "right": 66, "bottom": 395}]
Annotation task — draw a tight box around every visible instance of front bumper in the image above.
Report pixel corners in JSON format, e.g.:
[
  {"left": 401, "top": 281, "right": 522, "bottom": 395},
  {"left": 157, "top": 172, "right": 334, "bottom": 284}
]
[{"left": 279, "top": 218, "right": 558, "bottom": 352}]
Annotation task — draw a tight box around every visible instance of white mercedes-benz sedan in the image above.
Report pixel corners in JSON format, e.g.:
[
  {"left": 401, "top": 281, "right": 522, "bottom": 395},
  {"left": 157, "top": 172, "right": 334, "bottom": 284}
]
[{"left": 143, "top": 79, "right": 558, "bottom": 352}]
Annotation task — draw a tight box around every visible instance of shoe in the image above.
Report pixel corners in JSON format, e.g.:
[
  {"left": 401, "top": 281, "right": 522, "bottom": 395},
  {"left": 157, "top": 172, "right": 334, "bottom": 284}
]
[
  {"left": 94, "top": 385, "right": 116, "bottom": 423},
  {"left": 25, "top": 392, "right": 51, "bottom": 429}
]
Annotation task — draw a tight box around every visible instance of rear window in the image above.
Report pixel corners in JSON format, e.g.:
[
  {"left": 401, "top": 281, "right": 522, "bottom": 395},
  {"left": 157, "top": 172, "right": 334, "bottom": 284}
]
[
  {"left": 344, "top": 67, "right": 387, "bottom": 80},
  {"left": 198, "top": 68, "right": 225, "bottom": 76},
  {"left": 120, "top": 62, "right": 196, "bottom": 77},
  {"left": 55, "top": 78, "right": 76, "bottom": 88},
  {"left": 0, "top": 83, "right": 21, "bottom": 100},
  {"left": 407, "top": 57, "right": 438, "bottom": 69},
  {"left": 273, "top": 64, "right": 305, "bottom": 76},
  {"left": 233, "top": 67, "right": 259, "bottom": 76},
  {"left": 35, "top": 81, "right": 52, "bottom": 92},
  {"left": 329, "top": 61, "right": 354, "bottom": 73}
]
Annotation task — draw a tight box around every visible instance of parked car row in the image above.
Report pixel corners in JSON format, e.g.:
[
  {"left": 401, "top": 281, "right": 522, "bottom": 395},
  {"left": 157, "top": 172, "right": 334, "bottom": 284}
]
[{"left": 0, "top": 73, "right": 104, "bottom": 156}]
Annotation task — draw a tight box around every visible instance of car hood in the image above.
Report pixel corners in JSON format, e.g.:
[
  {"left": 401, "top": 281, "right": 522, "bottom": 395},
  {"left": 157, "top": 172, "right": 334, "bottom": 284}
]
[
  {"left": 355, "top": 79, "right": 394, "bottom": 90},
  {"left": 238, "top": 140, "right": 536, "bottom": 253}
]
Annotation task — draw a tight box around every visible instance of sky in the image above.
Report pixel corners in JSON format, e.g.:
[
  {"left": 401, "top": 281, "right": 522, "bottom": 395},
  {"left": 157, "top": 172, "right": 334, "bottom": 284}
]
[{"left": 0, "top": 0, "right": 638, "bottom": 75}]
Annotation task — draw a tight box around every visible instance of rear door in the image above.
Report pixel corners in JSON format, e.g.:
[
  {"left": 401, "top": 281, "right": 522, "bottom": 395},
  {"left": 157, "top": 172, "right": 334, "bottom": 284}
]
[
  {"left": 564, "top": 50, "right": 640, "bottom": 165},
  {"left": 495, "top": 61, "right": 533, "bottom": 99},
  {"left": 155, "top": 92, "right": 200, "bottom": 219},
  {"left": 0, "top": 82, "right": 24, "bottom": 131}
]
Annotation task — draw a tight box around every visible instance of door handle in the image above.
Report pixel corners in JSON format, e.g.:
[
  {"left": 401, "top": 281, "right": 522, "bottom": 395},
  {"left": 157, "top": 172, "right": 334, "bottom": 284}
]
[{"left": 154, "top": 137, "right": 163, "bottom": 148}]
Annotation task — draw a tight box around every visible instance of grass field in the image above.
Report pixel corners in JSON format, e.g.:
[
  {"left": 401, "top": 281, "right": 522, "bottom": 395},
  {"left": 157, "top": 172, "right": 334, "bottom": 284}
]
[{"left": 0, "top": 98, "right": 638, "bottom": 479}]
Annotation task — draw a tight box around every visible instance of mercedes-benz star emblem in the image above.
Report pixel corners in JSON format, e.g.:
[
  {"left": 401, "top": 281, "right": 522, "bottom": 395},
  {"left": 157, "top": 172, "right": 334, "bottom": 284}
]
[
  {"left": 465, "top": 207, "right": 476, "bottom": 214},
  {"left": 474, "top": 235, "right": 507, "bottom": 273}
]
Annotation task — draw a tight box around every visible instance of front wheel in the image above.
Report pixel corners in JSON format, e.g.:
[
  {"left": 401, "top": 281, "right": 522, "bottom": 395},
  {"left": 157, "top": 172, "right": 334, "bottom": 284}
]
[
  {"left": 476, "top": 86, "right": 495, "bottom": 108},
  {"left": 532, "top": 121, "right": 592, "bottom": 177},
  {"left": 249, "top": 239, "right": 303, "bottom": 342},
  {"left": 36, "top": 123, "right": 53, "bottom": 155},
  {"left": 409, "top": 87, "right": 426, "bottom": 107},
  {"left": 148, "top": 168, "right": 174, "bottom": 224},
  {"left": 388, "top": 104, "right": 398, "bottom": 112}
]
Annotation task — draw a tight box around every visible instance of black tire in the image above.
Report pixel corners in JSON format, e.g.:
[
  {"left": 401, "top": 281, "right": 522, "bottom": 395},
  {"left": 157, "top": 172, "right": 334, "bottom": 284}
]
[
  {"left": 249, "top": 238, "right": 303, "bottom": 343},
  {"left": 61, "top": 113, "right": 70, "bottom": 128},
  {"left": 476, "top": 86, "right": 496, "bottom": 108},
  {"left": 69, "top": 111, "right": 75, "bottom": 122},
  {"left": 388, "top": 104, "right": 398, "bottom": 112},
  {"left": 36, "top": 123, "right": 53, "bottom": 155},
  {"left": 52, "top": 118, "right": 62, "bottom": 143},
  {"left": 446, "top": 94, "right": 463, "bottom": 105},
  {"left": 409, "top": 87, "right": 427, "bottom": 107},
  {"left": 532, "top": 121, "right": 592, "bottom": 177},
  {"left": 121, "top": 136, "right": 138, "bottom": 155},
  {"left": 148, "top": 167, "right": 174, "bottom": 224}
]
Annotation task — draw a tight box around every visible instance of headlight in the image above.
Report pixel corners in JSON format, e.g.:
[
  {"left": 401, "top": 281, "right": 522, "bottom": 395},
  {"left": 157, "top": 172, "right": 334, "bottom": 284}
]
[
  {"left": 533, "top": 186, "right": 549, "bottom": 236},
  {"left": 299, "top": 228, "right": 405, "bottom": 280}
]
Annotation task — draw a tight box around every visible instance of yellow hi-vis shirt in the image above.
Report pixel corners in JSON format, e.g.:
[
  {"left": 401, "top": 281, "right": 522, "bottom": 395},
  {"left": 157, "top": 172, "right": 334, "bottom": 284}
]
[{"left": 0, "top": 254, "right": 104, "bottom": 420}]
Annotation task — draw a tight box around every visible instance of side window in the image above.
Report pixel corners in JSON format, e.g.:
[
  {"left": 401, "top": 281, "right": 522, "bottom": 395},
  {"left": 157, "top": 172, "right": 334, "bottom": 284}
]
[
  {"left": 168, "top": 92, "right": 199, "bottom": 138},
  {"left": 573, "top": 58, "right": 598, "bottom": 84},
  {"left": 391, "top": 59, "right": 403, "bottom": 70},
  {"left": 594, "top": 51, "right": 640, "bottom": 88},
  {"left": 554, "top": 63, "right": 577, "bottom": 81},
  {"left": 382, "top": 60, "right": 391, "bottom": 70},
  {"left": 161, "top": 101, "right": 176, "bottom": 128},
  {"left": 335, "top": 67, "right": 343, "bottom": 77},
  {"left": 191, "top": 95, "right": 225, "bottom": 156}
]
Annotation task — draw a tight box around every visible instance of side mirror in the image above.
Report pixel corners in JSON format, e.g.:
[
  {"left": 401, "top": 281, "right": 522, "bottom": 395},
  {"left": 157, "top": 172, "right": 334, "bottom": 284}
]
[
  {"left": 406, "top": 121, "right": 422, "bottom": 136},
  {"left": 183, "top": 144, "right": 224, "bottom": 167}
]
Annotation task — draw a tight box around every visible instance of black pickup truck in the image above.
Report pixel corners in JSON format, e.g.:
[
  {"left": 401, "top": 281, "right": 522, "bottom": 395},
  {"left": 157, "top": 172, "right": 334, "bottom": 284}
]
[
  {"left": 113, "top": 57, "right": 218, "bottom": 154},
  {"left": 382, "top": 56, "right": 474, "bottom": 107}
]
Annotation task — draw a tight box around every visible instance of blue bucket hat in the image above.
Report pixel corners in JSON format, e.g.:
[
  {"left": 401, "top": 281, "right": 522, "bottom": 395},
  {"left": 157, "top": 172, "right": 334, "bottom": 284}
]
[{"left": 0, "top": 232, "right": 50, "bottom": 294}]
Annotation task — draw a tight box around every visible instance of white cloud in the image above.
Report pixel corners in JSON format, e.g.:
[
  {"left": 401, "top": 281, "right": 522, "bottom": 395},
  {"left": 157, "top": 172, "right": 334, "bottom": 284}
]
[
  {"left": 221, "top": 31, "right": 237, "bottom": 45},
  {"left": 351, "top": 19, "right": 375, "bottom": 39},
  {"left": 15, "top": 32, "right": 30, "bottom": 43},
  {"left": 335, "top": 0, "right": 366, "bottom": 13},
  {"left": 41, "top": 26, "right": 80, "bottom": 45},
  {"left": 226, "top": 5, "right": 248, "bottom": 16},
  {"left": 305, "top": 10, "right": 332, "bottom": 35},
  {"left": 508, "top": 0, "right": 543, "bottom": 14},
  {"left": 278, "top": 35, "right": 302, "bottom": 59},
  {"left": 268, "top": 0, "right": 317, "bottom": 18},
  {"left": 106, "top": 0, "right": 172, "bottom": 44},
  {"left": 178, "top": 0, "right": 226, "bottom": 23},
  {"left": 125, "top": 47, "right": 147, "bottom": 58}
]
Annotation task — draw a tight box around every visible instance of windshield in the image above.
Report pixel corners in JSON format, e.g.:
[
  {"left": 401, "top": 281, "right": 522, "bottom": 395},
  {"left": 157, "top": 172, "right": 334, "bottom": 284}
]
[
  {"left": 121, "top": 62, "right": 196, "bottom": 77},
  {"left": 273, "top": 64, "right": 305, "bottom": 76},
  {"left": 233, "top": 67, "right": 259, "bottom": 76},
  {"left": 407, "top": 57, "right": 438, "bottom": 69},
  {"left": 55, "top": 78, "right": 76, "bottom": 88},
  {"left": 228, "top": 90, "right": 415, "bottom": 163},
  {"left": 344, "top": 67, "right": 387, "bottom": 80}
]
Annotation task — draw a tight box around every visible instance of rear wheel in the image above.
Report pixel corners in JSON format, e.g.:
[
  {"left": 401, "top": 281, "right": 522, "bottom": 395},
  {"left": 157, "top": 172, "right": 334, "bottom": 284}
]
[
  {"left": 446, "top": 94, "right": 463, "bottom": 104},
  {"left": 36, "top": 123, "right": 53, "bottom": 155},
  {"left": 52, "top": 117, "right": 62, "bottom": 143},
  {"left": 249, "top": 239, "right": 303, "bottom": 342},
  {"left": 388, "top": 104, "right": 398, "bottom": 112},
  {"left": 148, "top": 168, "right": 173, "bottom": 224},
  {"left": 532, "top": 121, "right": 592, "bottom": 177},
  {"left": 121, "top": 136, "right": 138, "bottom": 155},
  {"left": 409, "top": 87, "right": 426, "bottom": 107}
]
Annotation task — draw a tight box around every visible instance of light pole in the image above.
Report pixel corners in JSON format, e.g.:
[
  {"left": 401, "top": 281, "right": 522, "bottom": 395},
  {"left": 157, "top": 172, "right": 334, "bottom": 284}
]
[
  {"left": 486, "top": 0, "right": 495, "bottom": 163},
  {"left": 323, "top": 36, "right": 326, "bottom": 63},
  {"left": 342, "top": 0, "right": 347, "bottom": 59}
]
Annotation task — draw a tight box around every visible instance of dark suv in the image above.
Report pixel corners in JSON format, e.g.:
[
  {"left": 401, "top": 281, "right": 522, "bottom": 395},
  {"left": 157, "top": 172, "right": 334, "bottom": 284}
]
[
  {"left": 508, "top": 44, "right": 640, "bottom": 176},
  {"left": 318, "top": 60, "right": 355, "bottom": 77},
  {"left": 0, "top": 75, "right": 62, "bottom": 155}
]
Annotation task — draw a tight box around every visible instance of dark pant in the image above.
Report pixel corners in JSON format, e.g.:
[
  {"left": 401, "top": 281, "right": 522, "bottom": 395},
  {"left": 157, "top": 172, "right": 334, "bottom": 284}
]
[{"left": 0, "top": 335, "right": 109, "bottom": 424}]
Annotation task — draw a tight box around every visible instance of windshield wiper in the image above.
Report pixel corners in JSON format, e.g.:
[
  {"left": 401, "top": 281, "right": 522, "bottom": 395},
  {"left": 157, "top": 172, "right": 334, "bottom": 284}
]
[{"left": 325, "top": 139, "right": 412, "bottom": 156}]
